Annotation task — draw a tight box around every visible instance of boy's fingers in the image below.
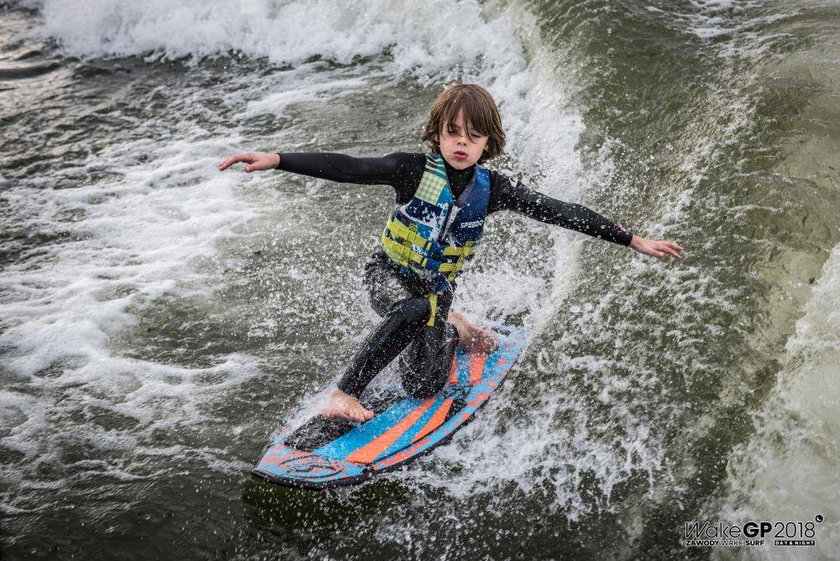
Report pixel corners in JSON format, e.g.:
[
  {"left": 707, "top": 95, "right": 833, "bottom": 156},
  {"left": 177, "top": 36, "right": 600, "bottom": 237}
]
[
  {"left": 218, "top": 156, "right": 239, "bottom": 170},
  {"left": 666, "top": 242, "right": 684, "bottom": 258},
  {"left": 648, "top": 240, "right": 683, "bottom": 259},
  {"left": 658, "top": 243, "right": 682, "bottom": 259},
  {"left": 218, "top": 153, "right": 253, "bottom": 170}
]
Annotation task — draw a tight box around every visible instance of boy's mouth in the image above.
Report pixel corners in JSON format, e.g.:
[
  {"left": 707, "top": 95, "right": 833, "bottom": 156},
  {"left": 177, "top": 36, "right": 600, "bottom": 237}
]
[{"left": 454, "top": 150, "right": 468, "bottom": 159}]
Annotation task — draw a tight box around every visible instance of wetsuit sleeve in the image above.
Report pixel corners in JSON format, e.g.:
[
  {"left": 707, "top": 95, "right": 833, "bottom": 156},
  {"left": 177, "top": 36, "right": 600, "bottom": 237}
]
[
  {"left": 275, "top": 152, "right": 424, "bottom": 201},
  {"left": 489, "top": 174, "right": 633, "bottom": 246}
]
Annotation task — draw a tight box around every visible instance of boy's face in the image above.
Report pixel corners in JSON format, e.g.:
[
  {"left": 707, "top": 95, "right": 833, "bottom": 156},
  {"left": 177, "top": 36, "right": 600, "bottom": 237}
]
[{"left": 438, "top": 109, "right": 489, "bottom": 170}]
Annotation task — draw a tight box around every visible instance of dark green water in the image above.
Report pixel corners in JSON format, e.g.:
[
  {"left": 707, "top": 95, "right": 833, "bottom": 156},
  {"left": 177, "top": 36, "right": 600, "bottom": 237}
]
[{"left": 1, "top": 1, "right": 838, "bottom": 559}]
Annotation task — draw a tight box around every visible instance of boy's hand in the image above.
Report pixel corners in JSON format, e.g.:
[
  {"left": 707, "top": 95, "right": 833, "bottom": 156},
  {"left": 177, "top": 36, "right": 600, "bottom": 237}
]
[
  {"left": 218, "top": 152, "right": 280, "bottom": 172},
  {"left": 629, "top": 235, "right": 683, "bottom": 259}
]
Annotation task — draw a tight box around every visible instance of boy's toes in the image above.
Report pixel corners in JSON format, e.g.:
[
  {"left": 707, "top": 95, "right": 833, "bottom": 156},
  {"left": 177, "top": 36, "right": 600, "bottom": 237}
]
[
  {"left": 463, "top": 327, "right": 497, "bottom": 354},
  {"left": 480, "top": 332, "right": 498, "bottom": 353},
  {"left": 350, "top": 405, "right": 374, "bottom": 422}
]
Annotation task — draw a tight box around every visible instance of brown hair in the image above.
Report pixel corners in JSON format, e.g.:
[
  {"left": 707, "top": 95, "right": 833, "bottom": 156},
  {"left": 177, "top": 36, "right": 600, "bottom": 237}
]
[{"left": 421, "top": 84, "right": 505, "bottom": 164}]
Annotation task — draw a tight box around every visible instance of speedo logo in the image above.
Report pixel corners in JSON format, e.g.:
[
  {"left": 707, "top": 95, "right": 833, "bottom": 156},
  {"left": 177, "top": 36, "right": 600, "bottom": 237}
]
[{"left": 459, "top": 219, "right": 484, "bottom": 228}]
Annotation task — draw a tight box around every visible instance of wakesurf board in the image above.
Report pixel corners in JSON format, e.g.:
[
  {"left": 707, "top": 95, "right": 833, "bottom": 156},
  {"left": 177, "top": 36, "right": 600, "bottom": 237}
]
[{"left": 252, "top": 325, "right": 526, "bottom": 489}]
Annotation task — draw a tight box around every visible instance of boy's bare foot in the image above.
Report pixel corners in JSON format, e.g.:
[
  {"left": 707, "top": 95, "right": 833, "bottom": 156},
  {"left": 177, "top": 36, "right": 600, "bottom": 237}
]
[
  {"left": 322, "top": 388, "right": 374, "bottom": 423},
  {"left": 448, "top": 312, "right": 499, "bottom": 354}
]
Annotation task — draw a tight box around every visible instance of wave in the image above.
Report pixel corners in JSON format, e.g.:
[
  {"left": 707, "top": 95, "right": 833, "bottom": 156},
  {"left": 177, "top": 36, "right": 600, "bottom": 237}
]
[
  {"left": 27, "top": 0, "right": 510, "bottom": 77},
  {"left": 718, "top": 241, "right": 840, "bottom": 559}
]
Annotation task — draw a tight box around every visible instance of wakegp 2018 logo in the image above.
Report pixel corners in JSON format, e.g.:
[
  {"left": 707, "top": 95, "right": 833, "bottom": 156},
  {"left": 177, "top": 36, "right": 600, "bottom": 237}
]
[{"left": 684, "top": 515, "right": 824, "bottom": 548}]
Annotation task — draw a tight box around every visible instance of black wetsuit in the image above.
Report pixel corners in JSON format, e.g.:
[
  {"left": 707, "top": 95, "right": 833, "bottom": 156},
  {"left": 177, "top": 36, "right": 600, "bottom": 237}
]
[{"left": 275, "top": 152, "right": 632, "bottom": 398}]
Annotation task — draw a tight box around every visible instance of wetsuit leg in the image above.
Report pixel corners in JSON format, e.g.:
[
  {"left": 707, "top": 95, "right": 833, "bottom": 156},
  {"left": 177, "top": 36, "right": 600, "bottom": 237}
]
[
  {"left": 336, "top": 254, "right": 430, "bottom": 398},
  {"left": 336, "top": 252, "right": 459, "bottom": 400},
  {"left": 399, "top": 291, "right": 459, "bottom": 399}
]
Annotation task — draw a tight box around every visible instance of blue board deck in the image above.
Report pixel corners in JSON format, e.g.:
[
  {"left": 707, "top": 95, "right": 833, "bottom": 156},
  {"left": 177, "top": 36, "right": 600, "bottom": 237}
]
[{"left": 251, "top": 325, "right": 527, "bottom": 489}]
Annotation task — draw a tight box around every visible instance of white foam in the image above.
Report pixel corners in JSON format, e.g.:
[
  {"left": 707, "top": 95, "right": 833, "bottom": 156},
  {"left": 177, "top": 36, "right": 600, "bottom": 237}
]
[
  {"left": 30, "top": 0, "right": 509, "bottom": 80},
  {"left": 2, "top": 138, "right": 255, "bottom": 373},
  {"left": 0, "top": 122, "right": 266, "bottom": 484}
]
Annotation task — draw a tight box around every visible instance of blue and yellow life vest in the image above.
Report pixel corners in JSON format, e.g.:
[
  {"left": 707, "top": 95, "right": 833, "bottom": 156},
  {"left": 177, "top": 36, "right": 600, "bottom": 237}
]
[{"left": 381, "top": 154, "right": 491, "bottom": 325}]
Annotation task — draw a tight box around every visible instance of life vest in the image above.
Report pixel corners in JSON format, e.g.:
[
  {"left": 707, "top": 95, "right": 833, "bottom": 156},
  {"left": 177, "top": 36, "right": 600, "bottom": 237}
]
[{"left": 381, "top": 153, "right": 491, "bottom": 325}]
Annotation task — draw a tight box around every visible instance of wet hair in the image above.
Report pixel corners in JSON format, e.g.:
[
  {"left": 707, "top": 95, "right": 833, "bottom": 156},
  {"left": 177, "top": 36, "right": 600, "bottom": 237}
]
[{"left": 421, "top": 84, "right": 505, "bottom": 164}]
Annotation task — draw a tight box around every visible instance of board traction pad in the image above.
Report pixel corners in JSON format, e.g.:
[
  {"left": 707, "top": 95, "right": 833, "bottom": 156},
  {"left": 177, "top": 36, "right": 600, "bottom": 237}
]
[{"left": 251, "top": 325, "right": 526, "bottom": 489}]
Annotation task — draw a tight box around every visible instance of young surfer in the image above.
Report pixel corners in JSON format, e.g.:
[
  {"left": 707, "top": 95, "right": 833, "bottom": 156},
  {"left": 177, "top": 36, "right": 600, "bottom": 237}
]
[{"left": 219, "top": 84, "right": 683, "bottom": 423}]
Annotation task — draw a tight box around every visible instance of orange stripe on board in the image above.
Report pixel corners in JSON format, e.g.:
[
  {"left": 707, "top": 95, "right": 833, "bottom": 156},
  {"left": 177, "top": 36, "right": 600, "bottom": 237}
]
[
  {"left": 468, "top": 354, "right": 487, "bottom": 384},
  {"left": 372, "top": 438, "right": 426, "bottom": 469},
  {"left": 410, "top": 399, "right": 453, "bottom": 444},
  {"left": 447, "top": 354, "right": 459, "bottom": 384},
  {"left": 346, "top": 399, "right": 436, "bottom": 464}
]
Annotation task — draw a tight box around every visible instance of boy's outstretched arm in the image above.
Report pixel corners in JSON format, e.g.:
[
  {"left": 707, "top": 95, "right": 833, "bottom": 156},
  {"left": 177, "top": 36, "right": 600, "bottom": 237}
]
[
  {"left": 495, "top": 177, "right": 683, "bottom": 259},
  {"left": 218, "top": 151, "right": 421, "bottom": 194}
]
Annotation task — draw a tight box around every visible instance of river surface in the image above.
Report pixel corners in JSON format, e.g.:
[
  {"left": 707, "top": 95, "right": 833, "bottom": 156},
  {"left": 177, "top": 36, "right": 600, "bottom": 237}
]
[{"left": 1, "top": 0, "right": 838, "bottom": 559}]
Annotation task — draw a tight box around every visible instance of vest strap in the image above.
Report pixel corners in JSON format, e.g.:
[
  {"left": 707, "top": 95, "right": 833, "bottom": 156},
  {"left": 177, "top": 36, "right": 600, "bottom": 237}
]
[
  {"left": 446, "top": 240, "right": 475, "bottom": 280},
  {"left": 384, "top": 217, "right": 432, "bottom": 252},
  {"left": 426, "top": 293, "right": 438, "bottom": 327}
]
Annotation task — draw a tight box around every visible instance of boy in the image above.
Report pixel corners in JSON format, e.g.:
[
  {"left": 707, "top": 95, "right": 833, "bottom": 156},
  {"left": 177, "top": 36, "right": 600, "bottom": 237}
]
[{"left": 219, "top": 84, "right": 683, "bottom": 423}]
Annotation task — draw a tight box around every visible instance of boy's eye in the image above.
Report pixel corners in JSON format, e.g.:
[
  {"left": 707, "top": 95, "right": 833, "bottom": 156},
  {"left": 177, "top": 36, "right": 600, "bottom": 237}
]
[{"left": 446, "top": 127, "right": 484, "bottom": 139}]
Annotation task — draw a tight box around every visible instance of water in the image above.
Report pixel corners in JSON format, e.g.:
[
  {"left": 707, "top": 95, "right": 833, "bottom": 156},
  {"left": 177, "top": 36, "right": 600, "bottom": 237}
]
[{"left": 1, "top": 0, "right": 838, "bottom": 559}]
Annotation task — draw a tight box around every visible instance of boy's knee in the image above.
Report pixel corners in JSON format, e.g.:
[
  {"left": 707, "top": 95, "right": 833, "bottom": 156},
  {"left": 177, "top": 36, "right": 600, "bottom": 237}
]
[
  {"left": 389, "top": 296, "right": 430, "bottom": 324},
  {"left": 400, "top": 323, "right": 458, "bottom": 399}
]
